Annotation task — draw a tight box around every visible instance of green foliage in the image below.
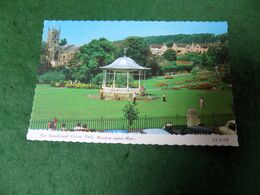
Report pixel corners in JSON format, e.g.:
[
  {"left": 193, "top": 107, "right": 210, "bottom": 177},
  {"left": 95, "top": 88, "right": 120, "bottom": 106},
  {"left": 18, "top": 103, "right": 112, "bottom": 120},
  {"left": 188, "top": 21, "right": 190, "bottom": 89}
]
[
  {"left": 59, "top": 38, "right": 67, "bottom": 46},
  {"left": 65, "top": 83, "right": 99, "bottom": 89},
  {"left": 146, "top": 56, "right": 162, "bottom": 76},
  {"left": 115, "top": 74, "right": 134, "bottom": 87},
  {"left": 69, "top": 38, "right": 118, "bottom": 82},
  {"left": 143, "top": 33, "right": 219, "bottom": 45},
  {"left": 161, "top": 63, "right": 193, "bottom": 73},
  {"left": 163, "top": 49, "right": 177, "bottom": 61},
  {"left": 90, "top": 72, "right": 103, "bottom": 85},
  {"left": 38, "top": 71, "right": 65, "bottom": 84},
  {"left": 122, "top": 102, "right": 140, "bottom": 127},
  {"left": 207, "top": 44, "right": 228, "bottom": 65},
  {"left": 191, "top": 66, "right": 200, "bottom": 76},
  {"left": 200, "top": 53, "right": 213, "bottom": 69},
  {"left": 121, "top": 37, "right": 150, "bottom": 66},
  {"left": 177, "top": 52, "right": 202, "bottom": 66}
]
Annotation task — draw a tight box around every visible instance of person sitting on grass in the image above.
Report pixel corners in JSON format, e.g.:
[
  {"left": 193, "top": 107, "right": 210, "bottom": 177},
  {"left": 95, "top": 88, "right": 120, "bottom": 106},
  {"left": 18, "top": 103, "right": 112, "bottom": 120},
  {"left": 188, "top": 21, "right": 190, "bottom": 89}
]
[
  {"left": 74, "top": 122, "right": 82, "bottom": 131},
  {"left": 61, "top": 123, "right": 66, "bottom": 131},
  {"left": 82, "top": 124, "right": 90, "bottom": 132},
  {"left": 163, "top": 122, "right": 173, "bottom": 132},
  {"left": 47, "top": 121, "right": 51, "bottom": 130},
  {"left": 133, "top": 92, "right": 137, "bottom": 104}
]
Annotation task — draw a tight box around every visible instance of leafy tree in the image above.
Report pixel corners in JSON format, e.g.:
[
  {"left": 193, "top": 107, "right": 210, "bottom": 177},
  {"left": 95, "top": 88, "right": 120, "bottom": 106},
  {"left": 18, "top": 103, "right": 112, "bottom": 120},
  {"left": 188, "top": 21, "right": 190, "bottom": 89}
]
[
  {"left": 90, "top": 72, "right": 103, "bottom": 85},
  {"left": 69, "top": 38, "right": 118, "bottom": 82},
  {"left": 122, "top": 102, "right": 140, "bottom": 128},
  {"left": 38, "top": 70, "right": 65, "bottom": 84},
  {"left": 163, "top": 49, "right": 177, "bottom": 61},
  {"left": 146, "top": 56, "right": 162, "bottom": 76},
  {"left": 59, "top": 38, "right": 67, "bottom": 46},
  {"left": 177, "top": 52, "right": 201, "bottom": 66},
  {"left": 166, "top": 42, "right": 173, "bottom": 47},
  {"left": 122, "top": 37, "right": 150, "bottom": 66},
  {"left": 200, "top": 53, "right": 210, "bottom": 68},
  {"left": 207, "top": 43, "right": 228, "bottom": 65}
]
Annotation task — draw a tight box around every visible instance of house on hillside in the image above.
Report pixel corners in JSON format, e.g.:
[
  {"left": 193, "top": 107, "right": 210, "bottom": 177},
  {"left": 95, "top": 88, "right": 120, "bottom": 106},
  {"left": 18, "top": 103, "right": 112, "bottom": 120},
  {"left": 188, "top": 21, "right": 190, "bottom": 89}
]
[
  {"left": 150, "top": 44, "right": 168, "bottom": 55},
  {"left": 172, "top": 42, "right": 208, "bottom": 55},
  {"left": 150, "top": 42, "right": 208, "bottom": 56}
]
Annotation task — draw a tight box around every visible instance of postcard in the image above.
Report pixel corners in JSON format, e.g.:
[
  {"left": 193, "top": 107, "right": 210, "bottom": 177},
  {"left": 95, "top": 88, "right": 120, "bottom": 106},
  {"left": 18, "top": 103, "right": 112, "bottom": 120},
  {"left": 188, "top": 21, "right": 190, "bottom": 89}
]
[{"left": 27, "top": 21, "right": 238, "bottom": 146}]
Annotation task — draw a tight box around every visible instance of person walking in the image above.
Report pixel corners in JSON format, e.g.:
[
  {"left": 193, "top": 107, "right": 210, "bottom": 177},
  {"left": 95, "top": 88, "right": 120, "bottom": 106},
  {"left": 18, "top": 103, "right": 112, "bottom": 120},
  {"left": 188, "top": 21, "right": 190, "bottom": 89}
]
[
  {"left": 163, "top": 94, "right": 166, "bottom": 102},
  {"left": 200, "top": 97, "right": 205, "bottom": 109},
  {"left": 133, "top": 92, "right": 137, "bottom": 104}
]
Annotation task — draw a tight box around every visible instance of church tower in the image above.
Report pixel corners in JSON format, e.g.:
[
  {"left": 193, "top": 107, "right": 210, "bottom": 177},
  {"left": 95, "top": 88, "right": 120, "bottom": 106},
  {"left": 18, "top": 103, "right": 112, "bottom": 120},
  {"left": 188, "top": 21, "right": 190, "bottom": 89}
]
[{"left": 47, "top": 27, "right": 60, "bottom": 66}]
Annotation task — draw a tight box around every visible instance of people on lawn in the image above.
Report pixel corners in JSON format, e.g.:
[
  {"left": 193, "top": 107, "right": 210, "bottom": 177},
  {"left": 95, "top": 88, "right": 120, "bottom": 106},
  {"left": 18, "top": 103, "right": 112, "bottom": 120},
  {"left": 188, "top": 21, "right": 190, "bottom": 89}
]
[
  {"left": 74, "top": 122, "right": 83, "bottom": 131},
  {"left": 47, "top": 121, "right": 51, "bottom": 130},
  {"left": 200, "top": 97, "right": 205, "bottom": 109},
  {"left": 100, "top": 88, "right": 105, "bottom": 100},
  {"left": 163, "top": 94, "right": 166, "bottom": 102},
  {"left": 114, "top": 90, "right": 120, "bottom": 101},
  {"left": 61, "top": 123, "right": 66, "bottom": 131},
  {"left": 82, "top": 124, "right": 90, "bottom": 132},
  {"left": 133, "top": 92, "right": 137, "bottom": 104},
  {"left": 52, "top": 118, "right": 58, "bottom": 130},
  {"left": 163, "top": 122, "right": 173, "bottom": 132}
]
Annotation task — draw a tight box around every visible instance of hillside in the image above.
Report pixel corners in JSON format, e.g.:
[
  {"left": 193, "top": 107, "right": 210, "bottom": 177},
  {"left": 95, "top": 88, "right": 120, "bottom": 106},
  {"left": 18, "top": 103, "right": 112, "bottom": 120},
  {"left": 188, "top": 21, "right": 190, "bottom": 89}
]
[{"left": 114, "top": 33, "right": 227, "bottom": 46}]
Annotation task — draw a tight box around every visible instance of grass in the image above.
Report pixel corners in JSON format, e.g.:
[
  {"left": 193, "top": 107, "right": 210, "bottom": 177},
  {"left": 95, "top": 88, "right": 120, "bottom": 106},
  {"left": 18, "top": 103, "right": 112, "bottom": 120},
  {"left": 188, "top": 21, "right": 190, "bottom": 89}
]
[{"left": 31, "top": 73, "right": 234, "bottom": 120}]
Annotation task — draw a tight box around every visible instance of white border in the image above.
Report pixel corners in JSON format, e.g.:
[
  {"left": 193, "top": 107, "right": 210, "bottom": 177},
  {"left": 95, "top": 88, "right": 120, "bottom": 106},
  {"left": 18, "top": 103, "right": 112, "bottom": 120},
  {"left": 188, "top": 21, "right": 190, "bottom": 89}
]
[{"left": 27, "top": 129, "right": 239, "bottom": 146}]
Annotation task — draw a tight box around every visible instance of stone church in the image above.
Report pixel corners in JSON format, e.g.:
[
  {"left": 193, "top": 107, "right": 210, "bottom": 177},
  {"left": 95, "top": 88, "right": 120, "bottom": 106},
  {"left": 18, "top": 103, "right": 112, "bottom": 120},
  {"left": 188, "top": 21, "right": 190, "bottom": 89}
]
[{"left": 46, "top": 27, "right": 79, "bottom": 67}]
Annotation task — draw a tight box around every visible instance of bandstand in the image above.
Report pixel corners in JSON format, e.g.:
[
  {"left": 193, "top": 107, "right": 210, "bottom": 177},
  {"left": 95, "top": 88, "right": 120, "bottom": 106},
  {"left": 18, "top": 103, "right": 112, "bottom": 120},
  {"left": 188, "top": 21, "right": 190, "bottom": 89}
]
[{"left": 100, "top": 56, "right": 150, "bottom": 95}]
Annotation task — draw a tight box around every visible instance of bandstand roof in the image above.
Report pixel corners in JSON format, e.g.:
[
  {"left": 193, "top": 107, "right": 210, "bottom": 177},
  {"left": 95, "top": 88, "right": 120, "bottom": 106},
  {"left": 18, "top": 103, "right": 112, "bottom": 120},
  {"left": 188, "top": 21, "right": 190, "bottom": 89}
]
[{"left": 100, "top": 56, "right": 150, "bottom": 71}]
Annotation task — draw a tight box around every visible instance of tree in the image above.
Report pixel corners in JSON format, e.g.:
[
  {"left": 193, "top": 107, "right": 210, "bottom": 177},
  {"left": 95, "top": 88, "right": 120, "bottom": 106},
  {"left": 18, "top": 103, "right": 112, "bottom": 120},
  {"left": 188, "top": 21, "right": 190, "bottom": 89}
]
[
  {"left": 37, "top": 70, "right": 65, "bottom": 84},
  {"left": 69, "top": 38, "right": 118, "bottom": 82},
  {"left": 122, "top": 37, "right": 150, "bottom": 67},
  {"left": 200, "top": 53, "right": 212, "bottom": 70},
  {"left": 146, "top": 56, "right": 162, "bottom": 76},
  {"left": 59, "top": 38, "right": 67, "bottom": 46},
  {"left": 122, "top": 102, "right": 140, "bottom": 128},
  {"left": 166, "top": 42, "right": 173, "bottom": 47},
  {"left": 163, "top": 49, "right": 177, "bottom": 61},
  {"left": 177, "top": 52, "right": 201, "bottom": 66}
]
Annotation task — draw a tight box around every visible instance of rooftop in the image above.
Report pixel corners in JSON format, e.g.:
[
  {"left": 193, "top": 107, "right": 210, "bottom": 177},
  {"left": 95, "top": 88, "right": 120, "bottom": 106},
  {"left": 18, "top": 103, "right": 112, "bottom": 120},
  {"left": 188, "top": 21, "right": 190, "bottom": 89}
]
[{"left": 100, "top": 56, "right": 150, "bottom": 71}]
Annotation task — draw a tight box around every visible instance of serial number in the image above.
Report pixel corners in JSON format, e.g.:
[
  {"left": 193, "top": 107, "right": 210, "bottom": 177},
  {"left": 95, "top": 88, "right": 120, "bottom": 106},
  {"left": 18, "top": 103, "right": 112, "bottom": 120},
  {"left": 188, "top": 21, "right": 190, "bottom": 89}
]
[{"left": 212, "top": 137, "right": 229, "bottom": 142}]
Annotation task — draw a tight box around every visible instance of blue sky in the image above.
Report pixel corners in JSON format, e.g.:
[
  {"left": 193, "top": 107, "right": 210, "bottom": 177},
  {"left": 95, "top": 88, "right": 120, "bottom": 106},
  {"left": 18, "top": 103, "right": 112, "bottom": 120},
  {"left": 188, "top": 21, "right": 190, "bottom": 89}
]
[{"left": 43, "top": 21, "right": 228, "bottom": 45}]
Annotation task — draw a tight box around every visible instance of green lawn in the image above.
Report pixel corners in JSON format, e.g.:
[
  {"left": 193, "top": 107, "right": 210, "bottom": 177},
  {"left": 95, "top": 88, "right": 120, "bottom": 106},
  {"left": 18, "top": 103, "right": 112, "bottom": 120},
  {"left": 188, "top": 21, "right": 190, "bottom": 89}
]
[{"left": 31, "top": 73, "right": 234, "bottom": 120}]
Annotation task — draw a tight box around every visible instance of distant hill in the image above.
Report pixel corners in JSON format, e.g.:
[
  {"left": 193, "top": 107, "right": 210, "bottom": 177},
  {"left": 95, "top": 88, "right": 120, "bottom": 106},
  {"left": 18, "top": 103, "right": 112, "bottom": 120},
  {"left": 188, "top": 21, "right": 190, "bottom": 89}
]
[{"left": 114, "top": 33, "right": 227, "bottom": 46}]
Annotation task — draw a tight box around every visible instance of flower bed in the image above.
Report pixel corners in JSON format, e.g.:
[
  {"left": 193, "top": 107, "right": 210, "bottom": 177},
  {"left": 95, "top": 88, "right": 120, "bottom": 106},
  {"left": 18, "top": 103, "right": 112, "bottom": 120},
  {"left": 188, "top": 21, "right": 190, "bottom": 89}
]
[
  {"left": 65, "top": 83, "right": 100, "bottom": 89},
  {"left": 188, "top": 83, "right": 213, "bottom": 90},
  {"left": 154, "top": 83, "right": 168, "bottom": 87},
  {"left": 164, "top": 75, "right": 174, "bottom": 79},
  {"left": 162, "top": 87, "right": 181, "bottom": 90}
]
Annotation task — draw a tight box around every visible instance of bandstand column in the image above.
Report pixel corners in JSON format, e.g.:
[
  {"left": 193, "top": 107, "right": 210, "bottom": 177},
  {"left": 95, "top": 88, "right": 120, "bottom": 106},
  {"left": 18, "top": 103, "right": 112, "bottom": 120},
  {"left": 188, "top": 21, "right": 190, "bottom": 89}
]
[
  {"left": 138, "top": 71, "right": 141, "bottom": 88},
  {"left": 113, "top": 70, "right": 116, "bottom": 88},
  {"left": 127, "top": 71, "right": 129, "bottom": 92},
  {"left": 102, "top": 70, "right": 107, "bottom": 88}
]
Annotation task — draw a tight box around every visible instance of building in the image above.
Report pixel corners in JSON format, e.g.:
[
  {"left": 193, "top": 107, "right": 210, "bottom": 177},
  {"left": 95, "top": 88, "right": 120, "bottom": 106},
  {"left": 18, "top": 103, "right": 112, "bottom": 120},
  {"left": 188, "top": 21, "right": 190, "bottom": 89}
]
[
  {"left": 46, "top": 27, "right": 79, "bottom": 67},
  {"left": 150, "top": 42, "right": 208, "bottom": 56},
  {"left": 100, "top": 55, "right": 150, "bottom": 95},
  {"left": 172, "top": 42, "right": 208, "bottom": 55},
  {"left": 150, "top": 44, "right": 168, "bottom": 55}
]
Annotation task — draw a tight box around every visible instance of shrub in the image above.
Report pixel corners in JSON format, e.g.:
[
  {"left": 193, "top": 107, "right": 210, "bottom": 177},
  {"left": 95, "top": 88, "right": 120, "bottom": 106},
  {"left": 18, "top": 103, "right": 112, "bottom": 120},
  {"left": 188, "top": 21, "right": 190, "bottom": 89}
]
[
  {"left": 164, "top": 75, "right": 174, "bottom": 79},
  {"left": 188, "top": 83, "right": 213, "bottom": 90},
  {"left": 154, "top": 83, "right": 168, "bottom": 87},
  {"left": 38, "top": 71, "right": 65, "bottom": 84},
  {"left": 50, "top": 80, "right": 67, "bottom": 87},
  {"left": 65, "top": 83, "right": 100, "bottom": 89}
]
